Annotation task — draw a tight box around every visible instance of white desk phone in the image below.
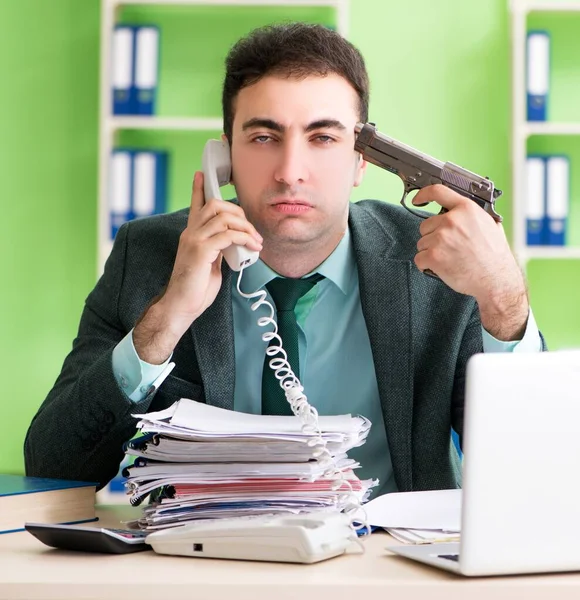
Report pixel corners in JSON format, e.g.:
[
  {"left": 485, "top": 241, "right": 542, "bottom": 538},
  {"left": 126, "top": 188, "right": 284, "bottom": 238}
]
[{"left": 146, "top": 512, "right": 360, "bottom": 564}]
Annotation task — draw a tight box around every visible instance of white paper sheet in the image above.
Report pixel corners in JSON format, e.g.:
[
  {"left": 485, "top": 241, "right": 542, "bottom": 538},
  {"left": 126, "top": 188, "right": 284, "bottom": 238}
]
[{"left": 364, "top": 489, "right": 462, "bottom": 531}]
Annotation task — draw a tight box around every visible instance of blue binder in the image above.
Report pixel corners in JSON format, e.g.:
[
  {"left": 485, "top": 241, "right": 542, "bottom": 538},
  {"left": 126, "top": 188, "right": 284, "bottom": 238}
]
[
  {"left": 546, "top": 155, "right": 570, "bottom": 246},
  {"left": 112, "top": 26, "right": 137, "bottom": 115},
  {"left": 109, "top": 149, "right": 134, "bottom": 240},
  {"left": 132, "top": 150, "right": 168, "bottom": 219},
  {"left": 526, "top": 155, "right": 547, "bottom": 246},
  {"left": 134, "top": 25, "right": 160, "bottom": 115},
  {"left": 526, "top": 31, "right": 550, "bottom": 121}
]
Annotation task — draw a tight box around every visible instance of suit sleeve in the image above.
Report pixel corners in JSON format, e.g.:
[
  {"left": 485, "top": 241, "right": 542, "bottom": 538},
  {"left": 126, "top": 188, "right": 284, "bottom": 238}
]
[{"left": 24, "top": 223, "right": 157, "bottom": 489}]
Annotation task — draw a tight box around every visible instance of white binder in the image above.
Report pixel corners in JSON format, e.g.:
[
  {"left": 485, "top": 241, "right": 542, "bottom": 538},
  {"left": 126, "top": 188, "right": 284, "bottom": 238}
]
[
  {"left": 111, "top": 27, "right": 135, "bottom": 114},
  {"left": 135, "top": 26, "right": 159, "bottom": 114},
  {"left": 109, "top": 150, "right": 132, "bottom": 240},
  {"left": 525, "top": 156, "right": 546, "bottom": 245},
  {"left": 546, "top": 156, "right": 570, "bottom": 246},
  {"left": 526, "top": 31, "right": 549, "bottom": 121},
  {"left": 133, "top": 152, "right": 156, "bottom": 217}
]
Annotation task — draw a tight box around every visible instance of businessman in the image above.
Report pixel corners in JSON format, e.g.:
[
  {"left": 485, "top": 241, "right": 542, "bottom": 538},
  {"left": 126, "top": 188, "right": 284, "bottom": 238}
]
[{"left": 25, "top": 23, "right": 545, "bottom": 497}]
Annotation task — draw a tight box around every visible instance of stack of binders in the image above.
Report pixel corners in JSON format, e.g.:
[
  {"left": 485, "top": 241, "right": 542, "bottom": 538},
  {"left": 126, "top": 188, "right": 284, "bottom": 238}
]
[
  {"left": 122, "top": 399, "right": 376, "bottom": 531},
  {"left": 526, "top": 155, "right": 570, "bottom": 246},
  {"left": 112, "top": 25, "right": 160, "bottom": 115},
  {"left": 108, "top": 149, "right": 168, "bottom": 242}
]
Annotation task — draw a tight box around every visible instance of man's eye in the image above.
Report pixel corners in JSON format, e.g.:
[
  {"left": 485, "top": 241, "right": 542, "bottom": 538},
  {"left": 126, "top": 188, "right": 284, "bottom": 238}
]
[
  {"left": 313, "top": 135, "right": 335, "bottom": 144},
  {"left": 252, "top": 135, "right": 274, "bottom": 144}
]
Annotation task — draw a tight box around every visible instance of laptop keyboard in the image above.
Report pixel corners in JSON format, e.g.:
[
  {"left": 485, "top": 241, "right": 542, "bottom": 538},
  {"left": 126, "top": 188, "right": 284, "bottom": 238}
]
[{"left": 438, "top": 554, "right": 460, "bottom": 562}]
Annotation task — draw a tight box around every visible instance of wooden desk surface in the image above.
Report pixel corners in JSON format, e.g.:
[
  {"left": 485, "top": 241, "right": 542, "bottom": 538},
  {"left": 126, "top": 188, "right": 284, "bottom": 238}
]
[{"left": 2, "top": 505, "right": 580, "bottom": 600}]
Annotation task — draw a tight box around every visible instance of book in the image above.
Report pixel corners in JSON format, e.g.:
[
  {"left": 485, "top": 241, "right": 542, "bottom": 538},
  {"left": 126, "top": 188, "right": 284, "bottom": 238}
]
[{"left": 0, "top": 474, "right": 97, "bottom": 534}]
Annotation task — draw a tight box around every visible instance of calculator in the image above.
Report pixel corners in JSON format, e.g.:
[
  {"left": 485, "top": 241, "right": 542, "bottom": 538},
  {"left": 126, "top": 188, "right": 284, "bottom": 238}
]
[{"left": 24, "top": 522, "right": 151, "bottom": 554}]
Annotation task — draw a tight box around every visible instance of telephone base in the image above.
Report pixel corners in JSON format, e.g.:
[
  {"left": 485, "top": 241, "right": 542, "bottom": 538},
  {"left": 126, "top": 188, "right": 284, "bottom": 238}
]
[{"left": 146, "top": 512, "right": 357, "bottom": 564}]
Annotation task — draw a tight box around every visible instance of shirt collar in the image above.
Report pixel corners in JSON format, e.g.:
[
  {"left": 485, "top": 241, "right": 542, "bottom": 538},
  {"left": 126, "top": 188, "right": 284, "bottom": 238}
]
[{"left": 238, "top": 227, "right": 356, "bottom": 296}]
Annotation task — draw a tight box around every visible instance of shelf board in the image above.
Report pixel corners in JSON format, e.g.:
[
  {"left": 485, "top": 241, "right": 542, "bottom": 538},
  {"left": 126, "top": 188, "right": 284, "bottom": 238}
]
[
  {"left": 512, "top": 0, "right": 580, "bottom": 12},
  {"left": 519, "top": 247, "right": 580, "bottom": 261},
  {"left": 111, "top": 0, "right": 342, "bottom": 6},
  {"left": 522, "top": 122, "right": 580, "bottom": 137},
  {"left": 108, "top": 116, "right": 223, "bottom": 131}
]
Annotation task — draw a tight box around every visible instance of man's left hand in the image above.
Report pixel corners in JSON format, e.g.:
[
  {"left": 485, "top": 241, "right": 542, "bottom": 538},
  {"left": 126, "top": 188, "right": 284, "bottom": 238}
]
[{"left": 412, "top": 184, "right": 529, "bottom": 342}]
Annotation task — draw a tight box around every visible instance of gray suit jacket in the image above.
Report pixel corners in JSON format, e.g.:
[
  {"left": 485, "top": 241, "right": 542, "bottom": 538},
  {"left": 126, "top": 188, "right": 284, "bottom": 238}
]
[{"left": 25, "top": 200, "right": 545, "bottom": 491}]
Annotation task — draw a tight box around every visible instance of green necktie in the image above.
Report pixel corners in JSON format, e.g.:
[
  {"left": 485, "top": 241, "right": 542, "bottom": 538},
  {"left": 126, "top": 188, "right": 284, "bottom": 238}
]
[{"left": 261, "top": 274, "right": 324, "bottom": 416}]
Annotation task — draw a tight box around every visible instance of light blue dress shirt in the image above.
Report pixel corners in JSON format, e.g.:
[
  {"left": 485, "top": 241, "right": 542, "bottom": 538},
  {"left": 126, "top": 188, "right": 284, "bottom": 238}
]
[{"left": 112, "top": 228, "right": 542, "bottom": 497}]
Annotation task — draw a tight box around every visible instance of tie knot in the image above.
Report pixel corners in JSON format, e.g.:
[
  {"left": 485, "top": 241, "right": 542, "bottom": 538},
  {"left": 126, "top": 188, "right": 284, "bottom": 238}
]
[{"left": 266, "top": 274, "right": 324, "bottom": 312}]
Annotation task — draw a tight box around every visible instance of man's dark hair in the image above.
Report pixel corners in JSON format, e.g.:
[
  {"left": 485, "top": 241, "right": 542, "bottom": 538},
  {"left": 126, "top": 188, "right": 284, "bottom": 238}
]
[{"left": 222, "top": 22, "right": 369, "bottom": 141}]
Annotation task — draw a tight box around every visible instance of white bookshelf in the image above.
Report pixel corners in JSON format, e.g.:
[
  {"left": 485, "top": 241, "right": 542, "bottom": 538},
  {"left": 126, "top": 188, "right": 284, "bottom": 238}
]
[
  {"left": 510, "top": 0, "right": 580, "bottom": 270},
  {"left": 109, "top": 116, "right": 224, "bottom": 131},
  {"left": 97, "top": 0, "right": 349, "bottom": 274}
]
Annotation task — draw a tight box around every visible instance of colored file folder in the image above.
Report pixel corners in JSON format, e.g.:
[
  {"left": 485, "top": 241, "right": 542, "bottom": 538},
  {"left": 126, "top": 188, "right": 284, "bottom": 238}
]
[
  {"left": 112, "top": 26, "right": 136, "bottom": 115},
  {"left": 526, "top": 31, "right": 550, "bottom": 121},
  {"left": 546, "top": 156, "right": 570, "bottom": 246},
  {"left": 134, "top": 26, "right": 160, "bottom": 115},
  {"left": 526, "top": 155, "right": 546, "bottom": 246}
]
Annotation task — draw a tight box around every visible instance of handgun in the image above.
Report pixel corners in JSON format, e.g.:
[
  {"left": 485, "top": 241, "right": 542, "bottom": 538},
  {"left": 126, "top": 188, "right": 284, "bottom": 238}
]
[{"left": 354, "top": 122, "right": 503, "bottom": 223}]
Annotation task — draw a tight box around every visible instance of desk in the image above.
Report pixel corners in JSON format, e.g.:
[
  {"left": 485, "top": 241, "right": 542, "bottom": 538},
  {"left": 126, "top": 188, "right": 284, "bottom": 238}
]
[{"left": 1, "top": 506, "right": 580, "bottom": 600}]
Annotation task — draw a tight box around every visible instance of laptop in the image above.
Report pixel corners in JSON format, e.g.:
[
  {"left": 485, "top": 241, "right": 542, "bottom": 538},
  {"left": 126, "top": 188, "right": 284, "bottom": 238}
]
[{"left": 388, "top": 350, "right": 580, "bottom": 576}]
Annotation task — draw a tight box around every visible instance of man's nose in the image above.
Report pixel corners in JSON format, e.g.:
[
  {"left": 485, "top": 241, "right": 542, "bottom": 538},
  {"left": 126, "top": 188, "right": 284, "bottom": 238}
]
[{"left": 273, "top": 139, "right": 308, "bottom": 187}]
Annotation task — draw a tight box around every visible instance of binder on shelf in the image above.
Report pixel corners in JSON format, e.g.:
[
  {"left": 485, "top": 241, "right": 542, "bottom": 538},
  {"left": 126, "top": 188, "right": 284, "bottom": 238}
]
[
  {"left": 546, "top": 155, "right": 570, "bottom": 246},
  {"left": 111, "top": 26, "right": 136, "bottom": 115},
  {"left": 526, "top": 31, "right": 550, "bottom": 121},
  {"left": 133, "top": 150, "right": 168, "bottom": 219},
  {"left": 526, "top": 155, "right": 546, "bottom": 246},
  {"left": 108, "top": 149, "right": 168, "bottom": 241},
  {"left": 109, "top": 149, "right": 133, "bottom": 241},
  {"left": 134, "top": 26, "right": 160, "bottom": 115}
]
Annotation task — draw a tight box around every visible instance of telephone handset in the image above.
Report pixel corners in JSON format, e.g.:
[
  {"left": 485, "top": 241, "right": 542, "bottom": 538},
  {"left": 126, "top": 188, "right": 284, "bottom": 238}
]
[{"left": 202, "top": 139, "right": 259, "bottom": 271}]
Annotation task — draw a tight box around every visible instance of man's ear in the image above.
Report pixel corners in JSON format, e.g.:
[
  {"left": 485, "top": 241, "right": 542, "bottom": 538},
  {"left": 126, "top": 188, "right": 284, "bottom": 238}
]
[{"left": 353, "top": 154, "right": 367, "bottom": 187}]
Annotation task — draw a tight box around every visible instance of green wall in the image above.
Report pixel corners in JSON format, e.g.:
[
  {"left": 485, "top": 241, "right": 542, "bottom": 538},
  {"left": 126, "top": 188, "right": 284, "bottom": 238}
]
[{"left": 1, "top": 0, "right": 578, "bottom": 475}]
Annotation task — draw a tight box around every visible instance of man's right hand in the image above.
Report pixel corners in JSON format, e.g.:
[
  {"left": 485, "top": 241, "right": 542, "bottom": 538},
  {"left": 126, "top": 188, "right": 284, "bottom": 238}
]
[{"left": 132, "top": 171, "right": 263, "bottom": 365}]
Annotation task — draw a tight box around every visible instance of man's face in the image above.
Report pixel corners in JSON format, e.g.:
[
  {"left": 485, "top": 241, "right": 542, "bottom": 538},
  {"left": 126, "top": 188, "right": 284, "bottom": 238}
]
[{"left": 229, "top": 73, "right": 366, "bottom": 256}]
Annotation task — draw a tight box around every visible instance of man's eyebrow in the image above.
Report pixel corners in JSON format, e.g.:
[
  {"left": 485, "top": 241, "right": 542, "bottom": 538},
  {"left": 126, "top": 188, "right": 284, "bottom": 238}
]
[
  {"left": 304, "top": 119, "right": 347, "bottom": 132},
  {"left": 242, "top": 118, "right": 284, "bottom": 132},
  {"left": 241, "top": 118, "right": 347, "bottom": 133}
]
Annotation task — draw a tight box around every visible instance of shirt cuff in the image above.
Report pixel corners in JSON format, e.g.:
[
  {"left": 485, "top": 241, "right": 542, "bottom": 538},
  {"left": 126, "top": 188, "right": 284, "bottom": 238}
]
[
  {"left": 112, "top": 329, "right": 173, "bottom": 402},
  {"left": 481, "top": 308, "right": 542, "bottom": 353}
]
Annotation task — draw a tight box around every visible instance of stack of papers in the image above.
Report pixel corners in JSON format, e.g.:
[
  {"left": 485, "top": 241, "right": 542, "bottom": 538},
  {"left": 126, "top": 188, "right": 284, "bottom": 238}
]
[
  {"left": 363, "top": 489, "right": 462, "bottom": 544},
  {"left": 124, "top": 399, "right": 376, "bottom": 530}
]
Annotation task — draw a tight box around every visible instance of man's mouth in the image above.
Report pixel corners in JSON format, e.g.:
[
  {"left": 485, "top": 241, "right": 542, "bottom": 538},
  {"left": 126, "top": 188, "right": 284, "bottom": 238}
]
[{"left": 270, "top": 199, "right": 313, "bottom": 214}]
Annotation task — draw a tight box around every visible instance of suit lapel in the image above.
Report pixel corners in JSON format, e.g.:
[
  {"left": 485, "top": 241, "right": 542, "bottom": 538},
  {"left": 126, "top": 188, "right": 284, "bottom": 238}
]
[
  {"left": 349, "top": 204, "right": 414, "bottom": 491},
  {"left": 190, "top": 263, "right": 235, "bottom": 410}
]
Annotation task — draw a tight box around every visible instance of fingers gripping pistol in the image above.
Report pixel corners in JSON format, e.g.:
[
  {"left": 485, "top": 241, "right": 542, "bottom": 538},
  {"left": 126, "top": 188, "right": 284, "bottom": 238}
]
[{"left": 354, "top": 122, "right": 503, "bottom": 223}]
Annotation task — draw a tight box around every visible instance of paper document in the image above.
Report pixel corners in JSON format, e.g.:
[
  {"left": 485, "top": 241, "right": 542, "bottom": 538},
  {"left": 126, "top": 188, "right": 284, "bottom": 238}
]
[
  {"left": 126, "top": 398, "right": 376, "bottom": 530},
  {"left": 364, "top": 489, "right": 461, "bottom": 531},
  {"left": 137, "top": 398, "right": 366, "bottom": 435}
]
